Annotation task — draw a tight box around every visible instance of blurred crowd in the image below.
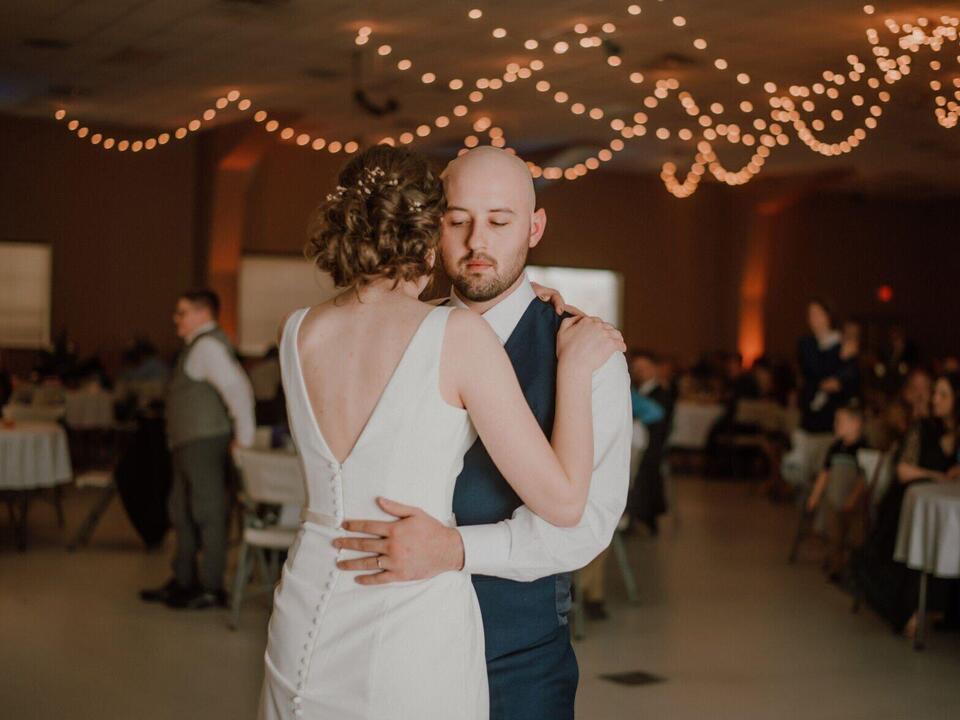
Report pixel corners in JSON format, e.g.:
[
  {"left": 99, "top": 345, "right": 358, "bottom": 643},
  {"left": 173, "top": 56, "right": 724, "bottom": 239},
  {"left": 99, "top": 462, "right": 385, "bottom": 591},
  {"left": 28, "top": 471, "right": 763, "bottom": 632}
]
[{"left": 621, "top": 298, "right": 960, "bottom": 642}]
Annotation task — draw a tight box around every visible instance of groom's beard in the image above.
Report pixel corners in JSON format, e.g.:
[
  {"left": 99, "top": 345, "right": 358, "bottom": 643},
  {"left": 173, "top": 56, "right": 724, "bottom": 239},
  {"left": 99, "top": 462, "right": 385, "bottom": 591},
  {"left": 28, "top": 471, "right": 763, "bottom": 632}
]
[{"left": 451, "top": 247, "right": 527, "bottom": 302}]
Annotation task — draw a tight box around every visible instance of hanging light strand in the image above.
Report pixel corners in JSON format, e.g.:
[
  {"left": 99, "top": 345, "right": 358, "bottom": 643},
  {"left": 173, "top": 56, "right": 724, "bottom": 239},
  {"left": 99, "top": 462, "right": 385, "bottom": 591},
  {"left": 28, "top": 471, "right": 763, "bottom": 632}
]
[{"left": 53, "top": 4, "right": 960, "bottom": 195}]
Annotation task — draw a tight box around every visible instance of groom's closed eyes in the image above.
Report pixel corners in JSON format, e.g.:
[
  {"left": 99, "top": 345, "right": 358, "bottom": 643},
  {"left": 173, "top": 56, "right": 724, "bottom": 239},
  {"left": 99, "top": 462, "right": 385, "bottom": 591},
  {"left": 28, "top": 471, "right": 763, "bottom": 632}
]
[{"left": 445, "top": 207, "right": 515, "bottom": 227}]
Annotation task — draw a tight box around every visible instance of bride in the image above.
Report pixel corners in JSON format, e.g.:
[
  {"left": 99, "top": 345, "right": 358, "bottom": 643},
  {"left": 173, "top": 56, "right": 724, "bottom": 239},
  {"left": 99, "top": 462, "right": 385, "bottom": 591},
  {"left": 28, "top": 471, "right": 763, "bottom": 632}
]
[{"left": 258, "top": 144, "right": 624, "bottom": 719}]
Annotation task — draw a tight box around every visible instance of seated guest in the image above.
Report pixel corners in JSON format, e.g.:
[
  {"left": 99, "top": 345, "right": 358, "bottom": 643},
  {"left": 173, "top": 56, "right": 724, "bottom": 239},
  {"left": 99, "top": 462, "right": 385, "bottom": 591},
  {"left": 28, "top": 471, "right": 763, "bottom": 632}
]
[
  {"left": 903, "top": 368, "right": 934, "bottom": 422},
  {"left": 631, "top": 384, "right": 665, "bottom": 425},
  {"left": 806, "top": 402, "right": 867, "bottom": 580},
  {"left": 744, "top": 357, "right": 794, "bottom": 499},
  {"left": 839, "top": 320, "right": 862, "bottom": 400},
  {"left": 657, "top": 355, "right": 679, "bottom": 401},
  {"left": 853, "top": 372, "right": 960, "bottom": 637},
  {"left": 724, "top": 352, "right": 760, "bottom": 401},
  {"left": 628, "top": 349, "right": 674, "bottom": 535},
  {"left": 875, "top": 324, "right": 919, "bottom": 396},
  {"left": 705, "top": 353, "right": 764, "bottom": 478},
  {"left": 876, "top": 367, "right": 932, "bottom": 450},
  {"left": 0, "top": 351, "right": 11, "bottom": 407},
  {"left": 116, "top": 338, "right": 171, "bottom": 419},
  {"left": 119, "top": 338, "right": 171, "bottom": 385}
]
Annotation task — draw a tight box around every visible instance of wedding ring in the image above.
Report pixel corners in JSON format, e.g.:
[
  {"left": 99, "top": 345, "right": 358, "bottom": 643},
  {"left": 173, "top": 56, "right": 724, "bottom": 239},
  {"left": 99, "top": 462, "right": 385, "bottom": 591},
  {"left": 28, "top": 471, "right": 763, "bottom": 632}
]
[{"left": 376, "top": 555, "right": 383, "bottom": 570}]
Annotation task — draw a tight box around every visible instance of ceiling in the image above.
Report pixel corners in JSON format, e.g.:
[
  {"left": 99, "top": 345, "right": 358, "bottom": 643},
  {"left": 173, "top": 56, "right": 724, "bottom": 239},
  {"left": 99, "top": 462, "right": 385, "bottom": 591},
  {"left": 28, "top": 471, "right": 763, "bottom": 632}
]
[{"left": 1, "top": 0, "right": 958, "bottom": 194}]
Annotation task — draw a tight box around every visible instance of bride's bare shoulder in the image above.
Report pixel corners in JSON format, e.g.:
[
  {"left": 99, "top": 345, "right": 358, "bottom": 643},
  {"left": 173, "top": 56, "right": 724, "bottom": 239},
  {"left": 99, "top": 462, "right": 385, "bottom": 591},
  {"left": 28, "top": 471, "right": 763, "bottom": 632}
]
[
  {"left": 444, "top": 307, "right": 499, "bottom": 350},
  {"left": 276, "top": 299, "right": 339, "bottom": 345}
]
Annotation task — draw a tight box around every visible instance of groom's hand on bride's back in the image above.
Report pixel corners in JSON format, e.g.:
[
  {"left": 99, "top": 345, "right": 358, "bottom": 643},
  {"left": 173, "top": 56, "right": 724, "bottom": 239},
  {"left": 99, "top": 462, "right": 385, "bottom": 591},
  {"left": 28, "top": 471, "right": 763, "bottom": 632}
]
[{"left": 333, "top": 498, "right": 465, "bottom": 585}]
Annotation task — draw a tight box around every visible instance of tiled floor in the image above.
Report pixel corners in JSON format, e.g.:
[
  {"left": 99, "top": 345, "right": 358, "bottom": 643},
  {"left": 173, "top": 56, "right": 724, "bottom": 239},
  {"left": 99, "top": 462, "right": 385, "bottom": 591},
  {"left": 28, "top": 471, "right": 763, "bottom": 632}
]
[{"left": 2, "top": 478, "right": 959, "bottom": 719}]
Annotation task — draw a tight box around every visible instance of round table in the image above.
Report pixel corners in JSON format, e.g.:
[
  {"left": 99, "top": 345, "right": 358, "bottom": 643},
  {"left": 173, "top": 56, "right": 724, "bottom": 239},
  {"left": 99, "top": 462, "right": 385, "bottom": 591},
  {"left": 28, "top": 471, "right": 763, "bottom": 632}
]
[
  {"left": 668, "top": 401, "right": 726, "bottom": 450},
  {"left": 0, "top": 421, "right": 73, "bottom": 550},
  {"left": 894, "top": 482, "right": 960, "bottom": 649},
  {"left": 0, "top": 421, "right": 72, "bottom": 490}
]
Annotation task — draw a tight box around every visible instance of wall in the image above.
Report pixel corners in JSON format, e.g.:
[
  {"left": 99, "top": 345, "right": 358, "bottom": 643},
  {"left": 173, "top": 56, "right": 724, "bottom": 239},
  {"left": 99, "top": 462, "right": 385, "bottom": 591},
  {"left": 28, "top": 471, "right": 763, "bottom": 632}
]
[
  {"left": 763, "top": 192, "right": 960, "bottom": 361},
  {"left": 3, "top": 112, "right": 958, "bottom": 372},
  {"left": 0, "top": 113, "right": 198, "bottom": 368}
]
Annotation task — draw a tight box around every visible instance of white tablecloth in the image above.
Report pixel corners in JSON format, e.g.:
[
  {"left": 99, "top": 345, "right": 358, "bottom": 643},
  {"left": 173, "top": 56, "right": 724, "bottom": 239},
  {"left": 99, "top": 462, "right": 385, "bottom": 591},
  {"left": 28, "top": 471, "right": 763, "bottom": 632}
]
[
  {"left": 0, "top": 421, "right": 73, "bottom": 490},
  {"left": 894, "top": 483, "right": 960, "bottom": 579},
  {"left": 668, "top": 401, "right": 726, "bottom": 450},
  {"left": 64, "top": 390, "right": 115, "bottom": 429}
]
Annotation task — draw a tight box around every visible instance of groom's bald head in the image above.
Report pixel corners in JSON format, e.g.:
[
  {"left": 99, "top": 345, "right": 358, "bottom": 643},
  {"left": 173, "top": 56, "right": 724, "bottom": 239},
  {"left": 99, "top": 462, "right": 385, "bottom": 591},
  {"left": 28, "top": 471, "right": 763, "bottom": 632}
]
[
  {"left": 439, "top": 147, "right": 547, "bottom": 307},
  {"left": 441, "top": 146, "right": 537, "bottom": 213}
]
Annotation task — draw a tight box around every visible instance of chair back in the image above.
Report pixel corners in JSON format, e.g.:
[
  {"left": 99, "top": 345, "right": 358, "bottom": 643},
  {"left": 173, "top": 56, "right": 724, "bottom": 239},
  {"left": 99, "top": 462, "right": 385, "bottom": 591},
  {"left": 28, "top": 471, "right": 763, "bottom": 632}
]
[
  {"left": 736, "top": 399, "right": 784, "bottom": 433},
  {"left": 232, "top": 447, "right": 306, "bottom": 507},
  {"left": 252, "top": 426, "right": 273, "bottom": 450},
  {"left": 856, "top": 448, "right": 882, "bottom": 489},
  {"left": 868, "top": 447, "right": 898, "bottom": 510},
  {"left": 630, "top": 420, "right": 648, "bottom": 479},
  {"left": 64, "top": 390, "right": 115, "bottom": 429},
  {"left": 782, "top": 429, "right": 834, "bottom": 488}
]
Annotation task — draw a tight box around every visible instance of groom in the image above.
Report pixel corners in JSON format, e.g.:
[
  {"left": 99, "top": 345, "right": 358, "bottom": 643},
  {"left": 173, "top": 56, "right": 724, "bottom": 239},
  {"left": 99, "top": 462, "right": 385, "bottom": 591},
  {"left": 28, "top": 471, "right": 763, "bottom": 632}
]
[{"left": 335, "top": 147, "right": 632, "bottom": 719}]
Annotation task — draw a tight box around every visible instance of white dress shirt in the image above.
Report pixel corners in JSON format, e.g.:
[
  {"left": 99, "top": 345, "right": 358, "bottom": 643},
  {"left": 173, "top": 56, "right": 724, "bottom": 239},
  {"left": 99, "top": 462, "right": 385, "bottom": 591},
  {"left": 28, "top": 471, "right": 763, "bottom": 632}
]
[
  {"left": 183, "top": 321, "right": 256, "bottom": 448},
  {"left": 640, "top": 378, "right": 660, "bottom": 396},
  {"left": 449, "top": 276, "right": 633, "bottom": 581}
]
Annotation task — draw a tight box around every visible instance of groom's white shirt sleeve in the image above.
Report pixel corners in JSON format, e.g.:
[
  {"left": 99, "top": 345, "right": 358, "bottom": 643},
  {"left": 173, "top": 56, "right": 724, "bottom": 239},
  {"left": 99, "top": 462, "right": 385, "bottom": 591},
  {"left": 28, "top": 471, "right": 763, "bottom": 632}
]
[{"left": 451, "top": 280, "right": 633, "bottom": 582}]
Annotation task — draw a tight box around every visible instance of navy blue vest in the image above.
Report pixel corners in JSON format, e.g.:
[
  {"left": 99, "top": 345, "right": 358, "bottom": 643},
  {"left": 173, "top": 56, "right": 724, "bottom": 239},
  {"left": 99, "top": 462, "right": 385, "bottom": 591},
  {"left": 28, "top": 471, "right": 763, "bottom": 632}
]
[{"left": 452, "top": 298, "right": 572, "bottom": 661}]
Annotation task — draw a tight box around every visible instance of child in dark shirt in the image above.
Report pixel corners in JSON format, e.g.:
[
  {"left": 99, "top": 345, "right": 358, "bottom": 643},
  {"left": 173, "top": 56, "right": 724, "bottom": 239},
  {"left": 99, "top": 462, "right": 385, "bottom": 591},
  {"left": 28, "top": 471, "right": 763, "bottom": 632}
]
[{"left": 806, "top": 403, "right": 867, "bottom": 579}]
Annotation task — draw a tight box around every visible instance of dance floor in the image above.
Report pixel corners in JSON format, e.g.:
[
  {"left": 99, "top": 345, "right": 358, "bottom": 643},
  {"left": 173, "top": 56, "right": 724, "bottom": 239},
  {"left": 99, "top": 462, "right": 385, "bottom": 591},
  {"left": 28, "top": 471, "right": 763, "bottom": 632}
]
[{"left": 2, "top": 477, "right": 959, "bottom": 720}]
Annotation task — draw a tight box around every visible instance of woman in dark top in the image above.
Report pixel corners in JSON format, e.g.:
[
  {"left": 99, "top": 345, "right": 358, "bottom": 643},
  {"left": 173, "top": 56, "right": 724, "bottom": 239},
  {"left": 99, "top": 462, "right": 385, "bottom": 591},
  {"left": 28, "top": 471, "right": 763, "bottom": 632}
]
[
  {"left": 798, "top": 299, "right": 858, "bottom": 434},
  {"left": 853, "top": 373, "right": 960, "bottom": 635}
]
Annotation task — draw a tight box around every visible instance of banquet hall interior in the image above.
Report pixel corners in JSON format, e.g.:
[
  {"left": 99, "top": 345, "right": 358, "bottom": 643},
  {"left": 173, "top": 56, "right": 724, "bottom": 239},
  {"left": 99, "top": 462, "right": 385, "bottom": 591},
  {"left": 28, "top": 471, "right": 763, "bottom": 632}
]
[{"left": 2, "top": 1, "right": 960, "bottom": 718}]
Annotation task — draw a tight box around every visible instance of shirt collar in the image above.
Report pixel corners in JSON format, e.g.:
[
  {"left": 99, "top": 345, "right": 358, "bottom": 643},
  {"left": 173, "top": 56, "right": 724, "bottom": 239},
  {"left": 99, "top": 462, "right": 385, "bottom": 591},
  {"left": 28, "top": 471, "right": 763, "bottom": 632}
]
[
  {"left": 185, "top": 320, "right": 217, "bottom": 345},
  {"left": 817, "top": 330, "right": 842, "bottom": 351},
  {"left": 449, "top": 274, "right": 537, "bottom": 344}
]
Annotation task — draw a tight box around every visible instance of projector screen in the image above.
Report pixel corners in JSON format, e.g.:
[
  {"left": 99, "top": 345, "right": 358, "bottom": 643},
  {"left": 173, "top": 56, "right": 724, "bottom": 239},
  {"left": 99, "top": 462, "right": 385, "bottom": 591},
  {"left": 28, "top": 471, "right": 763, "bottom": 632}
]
[
  {"left": 0, "top": 241, "right": 52, "bottom": 349},
  {"left": 526, "top": 265, "right": 624, "bottom": 328},
  {"left": 238, "top": 255, "right": 337, "bottom": 356}
]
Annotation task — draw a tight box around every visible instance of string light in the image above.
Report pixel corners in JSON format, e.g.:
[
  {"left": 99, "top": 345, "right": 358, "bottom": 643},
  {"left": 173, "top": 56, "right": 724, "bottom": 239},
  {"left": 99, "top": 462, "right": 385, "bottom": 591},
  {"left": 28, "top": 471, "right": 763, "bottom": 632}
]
[{"left": 53, "top": 5, "right": 960, "bottom": 192}]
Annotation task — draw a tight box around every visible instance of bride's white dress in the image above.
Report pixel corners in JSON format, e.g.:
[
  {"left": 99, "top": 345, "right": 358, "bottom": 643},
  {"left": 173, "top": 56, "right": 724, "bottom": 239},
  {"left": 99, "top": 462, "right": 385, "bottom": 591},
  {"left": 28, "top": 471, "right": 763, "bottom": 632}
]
[{"left": 259, "top": 305, "right": 487, "bottom": 720}]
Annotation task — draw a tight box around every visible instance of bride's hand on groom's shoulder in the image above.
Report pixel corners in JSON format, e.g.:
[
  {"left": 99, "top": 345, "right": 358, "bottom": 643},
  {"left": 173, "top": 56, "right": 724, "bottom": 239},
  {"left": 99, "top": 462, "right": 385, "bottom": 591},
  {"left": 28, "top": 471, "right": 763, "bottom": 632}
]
[
  {"left": 557, "top": 316, "right": 626, "bottom": 372},
  {"left": 334, "top": 497, "right": 465, "bottom": 585},
  {"left": 531, "top": 282, "right": 585, "bottom": 317}
]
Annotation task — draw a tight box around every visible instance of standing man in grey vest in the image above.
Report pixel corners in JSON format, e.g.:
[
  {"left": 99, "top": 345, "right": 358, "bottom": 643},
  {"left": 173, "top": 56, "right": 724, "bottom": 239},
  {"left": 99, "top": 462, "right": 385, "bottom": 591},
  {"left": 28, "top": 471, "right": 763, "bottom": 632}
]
[{"left": 141, "top": 289, "right": 255, "bottom": 610}]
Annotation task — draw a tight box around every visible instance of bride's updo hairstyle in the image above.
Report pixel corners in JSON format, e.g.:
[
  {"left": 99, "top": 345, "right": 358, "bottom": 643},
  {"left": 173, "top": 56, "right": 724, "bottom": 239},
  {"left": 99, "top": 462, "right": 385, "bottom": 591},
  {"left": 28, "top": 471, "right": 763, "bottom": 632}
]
[{"left": 307, "top": 145, "right": 445, "bottom": 288}]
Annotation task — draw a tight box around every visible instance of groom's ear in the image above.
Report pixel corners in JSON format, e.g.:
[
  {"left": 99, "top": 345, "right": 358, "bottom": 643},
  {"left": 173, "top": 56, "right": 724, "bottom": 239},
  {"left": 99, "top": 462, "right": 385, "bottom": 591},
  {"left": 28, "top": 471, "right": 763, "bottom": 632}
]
[{"left": 528, "top": 208, "right": 547, "bottom": 249}]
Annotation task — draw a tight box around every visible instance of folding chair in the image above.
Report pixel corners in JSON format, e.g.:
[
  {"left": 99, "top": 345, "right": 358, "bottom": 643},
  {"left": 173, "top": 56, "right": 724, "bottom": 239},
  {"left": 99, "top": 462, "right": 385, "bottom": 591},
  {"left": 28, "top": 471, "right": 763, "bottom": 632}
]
[
  {"left": 229, "top": 447, "right": 306, "bottom": 629},
  {"left": 787, "top": 431, "right": 843, "bottom": 563},
  {"left": 851, "top": 446, "right": 897, "bottom": 613},
  {"left": 67, "top": 469, "right": 116, "bottom": 550}
]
